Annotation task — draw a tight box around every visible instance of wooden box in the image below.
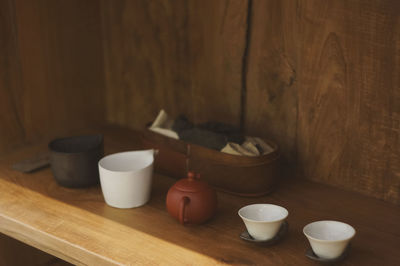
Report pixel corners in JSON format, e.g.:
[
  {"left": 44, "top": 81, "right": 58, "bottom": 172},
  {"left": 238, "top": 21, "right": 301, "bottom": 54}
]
[{"left": 141, "top": 129, "right": 282, "bottom": 197}]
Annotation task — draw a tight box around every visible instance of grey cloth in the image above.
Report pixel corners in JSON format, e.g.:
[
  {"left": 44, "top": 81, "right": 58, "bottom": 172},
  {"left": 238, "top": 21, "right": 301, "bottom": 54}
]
[
  {"left": 179, "top": 128, "right": 227, "bottom": 150},
  {"left": 172, "top": 116, "right": 245, "bottom": 151},
  {"left": 172, "top": 115, "right": 194, "bottom": 133},
  {"left": 198, "top": 122, "right": 244, "bottom": 144}
]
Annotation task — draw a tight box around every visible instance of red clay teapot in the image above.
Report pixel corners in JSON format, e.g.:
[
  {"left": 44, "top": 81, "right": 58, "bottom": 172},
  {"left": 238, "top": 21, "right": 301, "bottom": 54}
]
[{"left": 166, "top": 171, "right": 217, "bottom": 225}]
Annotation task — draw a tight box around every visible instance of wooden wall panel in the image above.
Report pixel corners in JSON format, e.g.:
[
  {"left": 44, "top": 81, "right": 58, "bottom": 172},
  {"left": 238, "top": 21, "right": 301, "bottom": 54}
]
[
  {"left": 14, "top": 0, "right": 106, "bottom": 142},
  {"left": 247, "top": 0, "right": 400, "bottom": 204},
  {"left": 0, "top": 0, "right": 25, "bottom": 153},
  {"left": 297, "top": 0, "right": 400, "bottom": 204},
  {"left": 187, "top": 0, "right": 248, "bottom": 125},
  {"left": 0, "top": 0, "right": 105, "bottom": 155},
  {"left": 101, "top": 0, "right": 191, "bottom": 127},
  {"left": 101, "top": 0, "right": 248, "bottom": 128},
  {"left": 245, "top": 0, "right": 298, "bottom": 163}
]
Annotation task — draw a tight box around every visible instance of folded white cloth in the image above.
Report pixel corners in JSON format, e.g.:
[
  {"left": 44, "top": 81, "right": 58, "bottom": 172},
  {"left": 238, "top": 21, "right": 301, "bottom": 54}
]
[
  {"left": 221, "top": 142, "right": 258, "bottom": 156},
  {"left": 246, "top": 136, "right": 274, "bottom": 154},
  {"left": 149, "top": 109, "right": 179, "bottom": 139},
  {"left": 221, "top": 137, "right": 273, "bottom": 156}
]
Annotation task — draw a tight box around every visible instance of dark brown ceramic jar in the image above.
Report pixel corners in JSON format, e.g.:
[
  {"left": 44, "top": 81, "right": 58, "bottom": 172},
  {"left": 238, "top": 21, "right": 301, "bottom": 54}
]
[{"left": 166, "top": 171, "right": 217, "bottom": 225}]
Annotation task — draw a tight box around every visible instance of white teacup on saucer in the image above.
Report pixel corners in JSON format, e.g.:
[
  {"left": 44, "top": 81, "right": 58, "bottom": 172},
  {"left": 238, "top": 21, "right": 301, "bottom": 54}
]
[
  {"left": 303, "top": 220, "right": 356, "bottom": 260},
  {"left": 238, "top": 204, "right": 289, "bottom": 241}
]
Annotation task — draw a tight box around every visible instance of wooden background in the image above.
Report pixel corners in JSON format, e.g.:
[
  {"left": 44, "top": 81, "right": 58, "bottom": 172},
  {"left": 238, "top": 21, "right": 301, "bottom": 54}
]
[
  {"left": 1, "top": 0, "right": 399, "bottom": 207},
  {"left": 0, "top": 0, "right": 105, "bottom": 157}
]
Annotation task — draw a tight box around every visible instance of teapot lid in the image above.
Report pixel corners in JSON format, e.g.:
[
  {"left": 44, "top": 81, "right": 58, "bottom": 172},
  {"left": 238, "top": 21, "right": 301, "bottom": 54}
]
[{"left": 174, "top": 171, "right": 211, "bottom": 192}]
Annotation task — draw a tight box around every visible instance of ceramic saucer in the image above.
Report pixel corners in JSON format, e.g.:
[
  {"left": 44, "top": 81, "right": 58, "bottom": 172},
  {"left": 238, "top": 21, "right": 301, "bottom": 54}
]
[
  {"left": 305, "top": 244, "right": 351, "bottom": 264},
  {"left": 240, "top": 221, "right": 288, "bottom": 245}
]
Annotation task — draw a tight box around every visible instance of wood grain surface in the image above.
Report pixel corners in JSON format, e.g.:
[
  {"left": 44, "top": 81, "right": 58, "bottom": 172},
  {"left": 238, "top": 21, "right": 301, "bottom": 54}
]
[
  {"left": 245, "top": 0, "right": 298, "bottom": 164},
  {"left": 289, "top": 0, "right": 400, "bottom": 206},
  {"left": 0, "top": 126, "right": 399, "bottom": 265},
  {"left": 187, "top": 0, "right": 248, "bottom": 125},
  {"left": 245, "top": 0, "right": 400, "bottom": 204},
  {"left": 101, "top": 0, "right": 247, "bottom": 127},
  {"left": 0, "top": 0, "right": 105, "bottom": 156}
]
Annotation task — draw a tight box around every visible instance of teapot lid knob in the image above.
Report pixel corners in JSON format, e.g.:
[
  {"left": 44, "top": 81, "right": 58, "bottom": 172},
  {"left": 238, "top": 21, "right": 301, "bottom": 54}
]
[
  {"left": 187, "top": 171, "right": 195, "bottom": 181},
  {"left": 175, "top": 171, "right": 210, "bottom": 192}
]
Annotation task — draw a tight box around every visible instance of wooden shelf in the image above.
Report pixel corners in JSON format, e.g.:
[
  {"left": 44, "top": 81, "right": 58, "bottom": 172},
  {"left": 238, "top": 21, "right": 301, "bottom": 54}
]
[{"left": 0, "top": 125, "right": 399, "bottom": 265}]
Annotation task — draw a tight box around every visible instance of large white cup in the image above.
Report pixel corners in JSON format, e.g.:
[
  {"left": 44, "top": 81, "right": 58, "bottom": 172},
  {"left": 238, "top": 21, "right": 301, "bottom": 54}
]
[
  {"left": 98, "top": 150, "right": 155, "bottom": 208},
  {"left": 303, "top": 221, "right": 356, "bottom": 259},
  {"left": 238, "top": 204, "right": 288, "bottom": 241}
]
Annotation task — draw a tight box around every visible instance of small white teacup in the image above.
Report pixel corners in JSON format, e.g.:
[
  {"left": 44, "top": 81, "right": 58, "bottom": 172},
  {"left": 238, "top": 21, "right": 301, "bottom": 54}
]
[
  {"left": 238, "top": 204, "right": 288, "bottom": 241},
  {"left": 303, "top": 220, "right": 356, "bottom": 259}
]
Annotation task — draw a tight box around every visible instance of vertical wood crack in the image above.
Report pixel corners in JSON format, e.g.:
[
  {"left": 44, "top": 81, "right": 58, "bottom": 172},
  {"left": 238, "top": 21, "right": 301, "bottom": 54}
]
[{"left": 240, "top": 0, "right": 253, "bottom": 132}]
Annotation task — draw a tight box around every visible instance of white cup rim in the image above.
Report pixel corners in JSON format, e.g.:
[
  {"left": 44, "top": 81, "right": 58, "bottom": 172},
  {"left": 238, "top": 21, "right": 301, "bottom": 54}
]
[
  {"left": 238, "top": 204, "right": 289, "bottom": 223},
  {"left": 99, "top": 150, "right": 154, "bottom": 173},
  {"left": 303, "top": 220, "right": 356, "bottom": 243}
]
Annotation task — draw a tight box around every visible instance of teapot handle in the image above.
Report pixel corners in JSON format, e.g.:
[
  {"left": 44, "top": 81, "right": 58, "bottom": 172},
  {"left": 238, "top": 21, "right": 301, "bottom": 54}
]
[{"left": 179, "top": 196, "right": 190, "bottom": 225}]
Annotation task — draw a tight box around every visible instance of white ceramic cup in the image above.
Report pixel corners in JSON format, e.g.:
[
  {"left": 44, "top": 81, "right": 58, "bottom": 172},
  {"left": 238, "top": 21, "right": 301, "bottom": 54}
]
[
  {"left": 303, "top": 220, "right": 356, "bottom": 259},
  {"left": 238, "top": 204, "right": 289, "bottom": 241},
  {"left": 98, "top": 150, "right": 155, "bottom": 208}
]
